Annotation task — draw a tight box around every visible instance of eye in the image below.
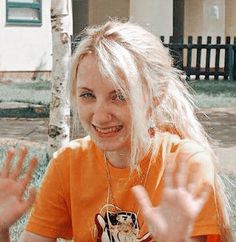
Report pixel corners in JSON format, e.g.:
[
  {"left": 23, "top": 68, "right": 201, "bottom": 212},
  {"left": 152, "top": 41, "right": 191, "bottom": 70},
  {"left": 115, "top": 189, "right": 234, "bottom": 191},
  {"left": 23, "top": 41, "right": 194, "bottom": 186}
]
[
  {"left": 112, "top": 91, "right": 126, "bottom": 101},
  {"left": 79, "top": 92, "right": 95, "bottom": 99}
]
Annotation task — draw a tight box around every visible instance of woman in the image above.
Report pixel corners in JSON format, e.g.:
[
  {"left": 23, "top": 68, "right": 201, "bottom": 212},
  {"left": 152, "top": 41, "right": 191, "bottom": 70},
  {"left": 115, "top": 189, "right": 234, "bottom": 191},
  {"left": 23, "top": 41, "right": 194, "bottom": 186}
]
[{"left": 0, "top": 20, "right": 232, "bottom": 242}]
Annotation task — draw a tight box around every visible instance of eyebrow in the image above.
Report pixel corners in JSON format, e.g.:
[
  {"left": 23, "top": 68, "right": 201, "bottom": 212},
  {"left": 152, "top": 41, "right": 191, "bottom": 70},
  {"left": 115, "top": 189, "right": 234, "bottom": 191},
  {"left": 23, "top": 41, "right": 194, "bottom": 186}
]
[
  {"left": 78, "top": 87, "right": 118, "bottom": 95},
  {"left": 78, "top": 87, "right": 93, "bottom": 92}
]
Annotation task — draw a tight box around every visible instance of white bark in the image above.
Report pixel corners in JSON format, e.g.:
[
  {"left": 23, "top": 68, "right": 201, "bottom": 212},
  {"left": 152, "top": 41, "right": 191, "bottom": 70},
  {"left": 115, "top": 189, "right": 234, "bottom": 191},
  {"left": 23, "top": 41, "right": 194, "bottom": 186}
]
[{"left": 48, "top": 0, "right": 73, "bottom": 157}]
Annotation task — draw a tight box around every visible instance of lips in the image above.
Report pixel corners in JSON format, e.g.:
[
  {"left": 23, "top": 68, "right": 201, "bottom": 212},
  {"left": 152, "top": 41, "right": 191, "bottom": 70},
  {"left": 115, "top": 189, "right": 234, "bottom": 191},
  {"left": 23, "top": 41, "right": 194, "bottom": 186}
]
[{"left": 92, "top": 124, "right": 123, "bottom": 135}]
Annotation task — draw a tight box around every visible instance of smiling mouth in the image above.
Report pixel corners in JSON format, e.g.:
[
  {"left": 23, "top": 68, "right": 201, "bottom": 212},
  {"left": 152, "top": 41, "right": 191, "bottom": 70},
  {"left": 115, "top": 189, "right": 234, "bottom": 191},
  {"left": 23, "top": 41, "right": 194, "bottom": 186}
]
[{"left": 92, "top": 124, "right": 123, "bottom": 134}]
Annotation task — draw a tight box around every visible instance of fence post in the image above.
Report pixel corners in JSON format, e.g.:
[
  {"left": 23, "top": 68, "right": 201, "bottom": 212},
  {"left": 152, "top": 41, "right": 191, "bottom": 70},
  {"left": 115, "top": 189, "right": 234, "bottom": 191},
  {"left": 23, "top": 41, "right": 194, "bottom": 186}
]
[
  {"left": 234, "top": 37, "right": 236, "bottom": 80},
  {"left": 214, "top": 36, "right": 221, "bottom": 80},
  {"left": 196, "top": 36, "right": 202, "bottom": 79},
  {"left": 205, "top": 36, "right": 212, "bottom": 80},
  {"left": 228, "top": 45, "right": 234, "bottom": 80},
  {"left": 224, "top": 37, "right": 231, "bottom": 79},
  {"left": 186, "top": 36, "right": 193, "bottom": 78}
]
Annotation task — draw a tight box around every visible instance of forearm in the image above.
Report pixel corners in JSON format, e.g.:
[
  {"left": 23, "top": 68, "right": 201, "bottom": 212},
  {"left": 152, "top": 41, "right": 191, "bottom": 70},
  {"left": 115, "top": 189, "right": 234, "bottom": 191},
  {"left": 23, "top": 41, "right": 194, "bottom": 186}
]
[{"left": 0, "top": 230, "right": 10, "bottom": 242}]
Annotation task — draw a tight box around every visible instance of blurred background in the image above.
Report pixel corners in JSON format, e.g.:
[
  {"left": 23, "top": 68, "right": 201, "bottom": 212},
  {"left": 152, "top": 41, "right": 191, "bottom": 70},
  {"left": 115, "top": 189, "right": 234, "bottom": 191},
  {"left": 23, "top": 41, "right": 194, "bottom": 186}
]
[{"left": 0, "top": 0, "right": 235, "bottom": 241}]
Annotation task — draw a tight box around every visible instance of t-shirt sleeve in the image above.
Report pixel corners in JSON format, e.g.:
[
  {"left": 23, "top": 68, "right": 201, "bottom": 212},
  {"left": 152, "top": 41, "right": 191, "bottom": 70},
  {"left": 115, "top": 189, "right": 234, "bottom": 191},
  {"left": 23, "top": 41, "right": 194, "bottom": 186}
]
[{"left": 25, "top": 157, "right": 72, "bottom": 239}]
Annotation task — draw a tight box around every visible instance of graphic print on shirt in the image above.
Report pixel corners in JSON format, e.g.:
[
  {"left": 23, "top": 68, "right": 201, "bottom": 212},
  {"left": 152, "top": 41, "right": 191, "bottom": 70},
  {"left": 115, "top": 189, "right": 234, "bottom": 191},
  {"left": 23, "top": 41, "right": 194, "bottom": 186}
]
[{"left": 95, "top": 205, "right": 152, "bottom": 242}]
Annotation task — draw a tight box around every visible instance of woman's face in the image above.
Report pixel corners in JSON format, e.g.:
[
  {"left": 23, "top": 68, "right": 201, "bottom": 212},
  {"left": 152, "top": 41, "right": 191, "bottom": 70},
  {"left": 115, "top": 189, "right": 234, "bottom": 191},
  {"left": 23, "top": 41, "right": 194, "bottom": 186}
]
[{"left": 77, "top": 54, "right": 132, "bottom": 153}]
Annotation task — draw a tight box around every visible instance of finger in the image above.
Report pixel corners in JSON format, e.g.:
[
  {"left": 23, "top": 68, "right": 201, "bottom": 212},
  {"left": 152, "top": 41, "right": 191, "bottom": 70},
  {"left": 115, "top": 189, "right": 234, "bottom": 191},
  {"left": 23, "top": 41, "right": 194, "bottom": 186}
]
[
  {"left": 1, "top": 148, "right": 15, "bottom": 178},
  {"left": 196, "top": 182, "right": 210, "bottom": 202},
  {"left": 10, "top": 147, "right": 28, "bottom": 180},
  {"left": 187, "top": 163, "right": 202, "bottom": 195},
  {"left": 193, "top": 183, "right": 210, "bottom": 215},
  {"left": 27, "top": 188, "right": 37, "bottom": 207},
  {"left": 164, "top": 159, "right": 174, "bottom": 188},
  {"left": 176, "top": 159, "right": 187, "bottom": 188},
  {"left": 20, "top": 157, "right": 38, "bottom": 189},
  {"left": 132, "top": 185, "right": 152, "bottom": 212},
  {"left": 20, "top": 187, "right": 37, "bottom": 213}
]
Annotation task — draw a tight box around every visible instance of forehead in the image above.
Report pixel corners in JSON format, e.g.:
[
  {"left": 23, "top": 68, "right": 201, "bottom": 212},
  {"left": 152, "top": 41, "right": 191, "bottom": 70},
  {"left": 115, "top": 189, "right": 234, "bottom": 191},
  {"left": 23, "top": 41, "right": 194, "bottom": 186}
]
[
  {"left": 77, "top": 54, "right": 100, "bottom": 81},
  {"left": 77, "top": 54, "right": 115, "bottom": 90}
]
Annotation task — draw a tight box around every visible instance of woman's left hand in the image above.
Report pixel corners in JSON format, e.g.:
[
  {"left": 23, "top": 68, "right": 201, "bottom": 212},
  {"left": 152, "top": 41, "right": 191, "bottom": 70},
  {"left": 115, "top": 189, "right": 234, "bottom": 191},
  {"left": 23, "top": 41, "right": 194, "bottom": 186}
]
[
  {"left": 0, "top": 147, "right": 38, "bottom": 231},
  {"left": 132, "top": 159, "right": 209, "bottom": 242}
]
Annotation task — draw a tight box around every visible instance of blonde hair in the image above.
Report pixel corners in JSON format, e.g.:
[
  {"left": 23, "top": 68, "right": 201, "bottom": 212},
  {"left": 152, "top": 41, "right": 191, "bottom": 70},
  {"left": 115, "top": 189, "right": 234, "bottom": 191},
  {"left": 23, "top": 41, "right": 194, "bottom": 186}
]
[{"left": 69, "top": 20, "right": 232, "bottom": 241}]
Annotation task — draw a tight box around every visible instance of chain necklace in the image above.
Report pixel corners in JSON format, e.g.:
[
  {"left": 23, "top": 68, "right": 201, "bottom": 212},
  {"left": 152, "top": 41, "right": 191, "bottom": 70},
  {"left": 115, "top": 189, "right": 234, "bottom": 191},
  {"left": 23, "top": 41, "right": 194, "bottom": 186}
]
[{"left": 103, "top": 152, "right": 153, "bottom": 214}]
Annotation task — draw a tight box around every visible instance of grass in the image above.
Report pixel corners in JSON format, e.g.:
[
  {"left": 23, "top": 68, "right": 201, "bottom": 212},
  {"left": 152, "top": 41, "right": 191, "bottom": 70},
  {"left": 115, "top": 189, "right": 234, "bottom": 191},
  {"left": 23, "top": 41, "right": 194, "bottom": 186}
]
[
  {"left": 1, "top": 79, "right": 236, "bottom": 108},
  {"left": 0, "top": 80, "right": 51, "bottom": 105},
  {"left": 189, "top": 80, "right": 236, "bottom": 96},
  {"left": 188, "top": 80, "right": 236, "bottom": 108}
]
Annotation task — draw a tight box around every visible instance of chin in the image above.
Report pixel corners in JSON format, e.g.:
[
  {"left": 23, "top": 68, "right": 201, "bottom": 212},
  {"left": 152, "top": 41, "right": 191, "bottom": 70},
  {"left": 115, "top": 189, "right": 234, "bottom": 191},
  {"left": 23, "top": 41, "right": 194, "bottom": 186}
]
[{"left": 91, "top": 134, "right": 130, "bottom": 152}]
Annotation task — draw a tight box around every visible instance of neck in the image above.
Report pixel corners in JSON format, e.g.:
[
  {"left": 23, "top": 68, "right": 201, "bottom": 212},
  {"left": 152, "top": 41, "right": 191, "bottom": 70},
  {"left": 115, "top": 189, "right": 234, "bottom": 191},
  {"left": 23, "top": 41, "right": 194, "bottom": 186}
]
[{"left": 105, "top": 149, "right": 131, "bottom": 168}]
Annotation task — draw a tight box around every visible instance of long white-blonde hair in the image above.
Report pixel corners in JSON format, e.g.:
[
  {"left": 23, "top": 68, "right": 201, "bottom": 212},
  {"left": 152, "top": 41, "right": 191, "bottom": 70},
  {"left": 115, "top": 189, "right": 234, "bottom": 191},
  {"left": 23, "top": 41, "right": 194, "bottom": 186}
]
[
  {"left": 69, "top": 20, "right": 232, "bottom": 241},
  {"left": 70, "top": 20, "right": 211, "bottom": 163}
]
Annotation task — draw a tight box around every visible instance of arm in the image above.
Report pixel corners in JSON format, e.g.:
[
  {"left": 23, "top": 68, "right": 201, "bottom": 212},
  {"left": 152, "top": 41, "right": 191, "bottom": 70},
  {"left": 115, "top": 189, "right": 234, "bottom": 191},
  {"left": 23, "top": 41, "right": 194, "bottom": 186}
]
[{"left": 19, "top": 231, "right": 56, "bottom": 242}]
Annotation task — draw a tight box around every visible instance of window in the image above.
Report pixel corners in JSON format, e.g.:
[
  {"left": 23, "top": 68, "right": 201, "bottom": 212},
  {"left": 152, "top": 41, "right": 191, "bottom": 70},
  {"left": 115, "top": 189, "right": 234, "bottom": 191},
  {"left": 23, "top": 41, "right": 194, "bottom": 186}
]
[{"left": 6, "top": 0, "right": 42, "bottom": 26}]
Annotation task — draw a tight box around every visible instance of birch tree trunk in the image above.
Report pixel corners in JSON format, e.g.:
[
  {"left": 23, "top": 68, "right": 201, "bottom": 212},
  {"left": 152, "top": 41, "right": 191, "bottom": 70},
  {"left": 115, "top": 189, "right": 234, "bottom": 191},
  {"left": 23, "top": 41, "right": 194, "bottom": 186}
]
[{"left": 48, "top": 0, "right": 73, "bottom": 157}]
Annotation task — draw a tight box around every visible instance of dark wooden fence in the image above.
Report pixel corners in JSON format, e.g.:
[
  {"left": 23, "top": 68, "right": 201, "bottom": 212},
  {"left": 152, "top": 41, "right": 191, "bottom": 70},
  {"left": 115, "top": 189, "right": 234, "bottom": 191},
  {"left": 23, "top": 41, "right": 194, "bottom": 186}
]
[
  {"left": 71, "top": 35, "right": 236, "bottom": 80},
  {"left": 161, "top": 36, "right": 236, "bottom": 80}
]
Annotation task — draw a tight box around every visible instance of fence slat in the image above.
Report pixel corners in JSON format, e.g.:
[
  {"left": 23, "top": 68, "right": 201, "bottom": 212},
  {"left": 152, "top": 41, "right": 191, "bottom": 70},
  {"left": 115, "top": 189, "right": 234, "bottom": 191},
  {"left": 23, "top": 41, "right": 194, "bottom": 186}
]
[
  {"left": 205, "top": 36, "right": 212, "bottom": 80},
  {"left": 195, "top": 36, "right": 202, "bottom": 80},
  {"left": 185, "top": 36, "right": 193, "bottom": 77},
  {"left": 228, "top": 45, "right": 234, "bottom": 80},
  {"left": 214, "top": 36, "right": 221, "bottom": 80},
  {"left": 224, "top": 36, "right": 231, "bottom": 79},
  {"left": 160, "top": 36, "right": 165, "bottom": 43},
  {"left": 234, "top": 37, "right": 236, "bottom": 80}
]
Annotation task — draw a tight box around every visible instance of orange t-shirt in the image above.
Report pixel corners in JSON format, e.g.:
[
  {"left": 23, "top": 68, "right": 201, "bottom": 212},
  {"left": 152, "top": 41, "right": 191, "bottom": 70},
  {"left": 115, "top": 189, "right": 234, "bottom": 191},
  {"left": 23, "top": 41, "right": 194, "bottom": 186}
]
[{"left": 26, "top": 133, "right": 221, "bottom": 241}]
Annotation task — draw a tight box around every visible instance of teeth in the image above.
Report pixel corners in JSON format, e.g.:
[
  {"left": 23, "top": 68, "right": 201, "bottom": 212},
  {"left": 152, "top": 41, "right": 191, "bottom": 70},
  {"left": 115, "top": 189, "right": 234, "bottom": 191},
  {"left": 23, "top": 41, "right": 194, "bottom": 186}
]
[{"left": 94, "top": 125, "right": 122, "bottom": 134}]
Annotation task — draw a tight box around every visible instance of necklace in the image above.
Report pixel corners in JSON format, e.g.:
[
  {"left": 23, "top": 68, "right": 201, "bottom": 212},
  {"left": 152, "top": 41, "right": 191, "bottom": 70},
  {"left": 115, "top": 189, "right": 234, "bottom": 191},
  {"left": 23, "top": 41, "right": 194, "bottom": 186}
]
[
  {"left": 103, "top": 153, "right": 152, "bottom": 213},
  {"left": 92, "top": 153, "right": 153, "bottom": 241},
  {"left": 104, "top": 155, "right": 119, "bottom": 210}
]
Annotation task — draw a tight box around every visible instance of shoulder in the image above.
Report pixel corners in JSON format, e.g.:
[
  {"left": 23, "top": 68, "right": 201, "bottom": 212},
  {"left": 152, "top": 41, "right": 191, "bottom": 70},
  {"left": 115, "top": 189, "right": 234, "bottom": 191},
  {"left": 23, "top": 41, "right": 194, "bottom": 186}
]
[
  {"left": 46, "top": 136, "right": 97, "bottom": 179},
  {"left": 174, "top": 138, "right": 215, "bottom": 184},
  {"left": 155, "top": 132, "right": 215, "bottom": 184},
  {"left": 156, "top": 131, "right": 213, "bottom": 164},
  {"left": 176, "top": 138, "right": 213, "bottom": 165},
  {"left": 52, "top": 135, "right": 93, "bottom": 160},
  {"left": 49, "top": 135, "right": 98, "bottom": 171}
]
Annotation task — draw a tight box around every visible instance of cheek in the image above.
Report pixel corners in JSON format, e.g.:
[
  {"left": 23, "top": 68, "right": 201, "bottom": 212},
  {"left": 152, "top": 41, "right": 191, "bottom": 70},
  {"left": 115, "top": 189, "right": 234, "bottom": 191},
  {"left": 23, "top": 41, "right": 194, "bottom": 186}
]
[
  {"left": 77, "top": 103, "right": 91, "bottom": 121},
  {"left": 117, "top": 108, "right": 132, "bottom": 127}
]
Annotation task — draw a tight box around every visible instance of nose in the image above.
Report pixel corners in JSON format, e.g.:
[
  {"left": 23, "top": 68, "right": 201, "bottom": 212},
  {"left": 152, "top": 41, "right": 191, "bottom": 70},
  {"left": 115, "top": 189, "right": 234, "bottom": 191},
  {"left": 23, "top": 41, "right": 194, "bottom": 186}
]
[{"left": 92, "top": 101, "right": 112, "bottom": 125}]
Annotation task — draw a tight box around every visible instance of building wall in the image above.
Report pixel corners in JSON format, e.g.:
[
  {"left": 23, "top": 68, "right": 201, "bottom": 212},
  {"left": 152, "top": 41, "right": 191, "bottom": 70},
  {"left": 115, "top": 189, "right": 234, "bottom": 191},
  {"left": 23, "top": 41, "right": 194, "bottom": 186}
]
[
  {"left": 225, "top": 0, "right": 236, "bottom": 38},
  {"left": 184, "top": 0, "right": 226, "bottom": 68},
  {"left": 184, "top": 0, "right": 225, "bottom": 41},
  {"left": 130, "top": 0, "right": 173, "bottom": 37},
  {"left": 73, "top": 0, "right": 89, "bottom": 34},
  {"left": 88, "top": 0, "right": 129, "bottom": 25},
  {"left": 0, "top": 0, "right": 52, "bottom": 73}
]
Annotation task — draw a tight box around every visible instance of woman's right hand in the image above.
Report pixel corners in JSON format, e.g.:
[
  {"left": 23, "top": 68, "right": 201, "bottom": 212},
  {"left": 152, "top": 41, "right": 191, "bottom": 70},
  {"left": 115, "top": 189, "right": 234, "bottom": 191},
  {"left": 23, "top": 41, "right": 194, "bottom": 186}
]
[{"left": 0, "top": 147, "right": 37, "bottom": 231}]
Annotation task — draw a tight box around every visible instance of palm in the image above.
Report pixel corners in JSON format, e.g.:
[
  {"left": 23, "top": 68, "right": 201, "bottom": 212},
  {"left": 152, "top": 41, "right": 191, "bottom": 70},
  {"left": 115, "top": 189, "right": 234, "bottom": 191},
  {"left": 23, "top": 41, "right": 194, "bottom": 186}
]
[
  {"left": 0, "top": 148, "right": 37, "bottom": 230},
  {"left": 133, "top": 159, "right": 209, "bottom": 242}
]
